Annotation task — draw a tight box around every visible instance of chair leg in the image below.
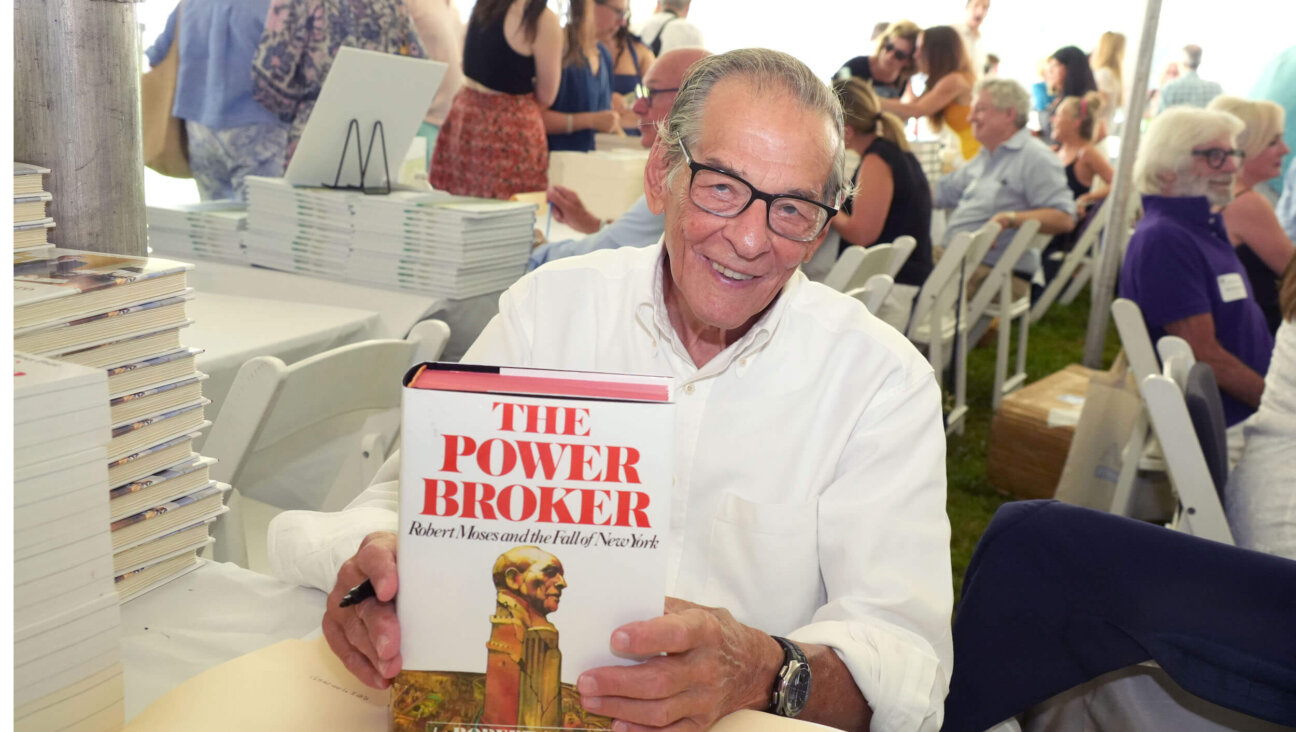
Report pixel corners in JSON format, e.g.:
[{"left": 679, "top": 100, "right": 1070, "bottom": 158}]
[
  {"left": 1110, "top": 411, "right": 1149, "bottom": 517},
  {"left": 993, "top": 308, "right": 1010, "bottom": 410},
  {"left": 1060, "top": 259, "right": 1092, "bottom": 305},
  {"left": 952, "top": 325, "right": 968, "bottom": 436},
  {"left": 1005, "top": 307, "right": 1029, "bottom": 396}
]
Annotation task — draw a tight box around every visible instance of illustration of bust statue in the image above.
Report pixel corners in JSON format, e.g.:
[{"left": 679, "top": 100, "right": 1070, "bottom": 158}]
[{"left": 483, "top": 546, "right": 567, "bottom": 727}]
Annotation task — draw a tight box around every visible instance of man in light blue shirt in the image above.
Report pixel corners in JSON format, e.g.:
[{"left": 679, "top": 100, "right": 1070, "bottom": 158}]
[
  {"left": 1157, "top": 45, "right": 1224, "bottom": 113},
  {"left": 933, "top": 78, "right": 1075, "bottom": 294},
  {"left": 147, "top": 0, "right": 288, "bottom": 200},
  {"left": 529, "top": 48, "right": 711, "bottom": 271}
]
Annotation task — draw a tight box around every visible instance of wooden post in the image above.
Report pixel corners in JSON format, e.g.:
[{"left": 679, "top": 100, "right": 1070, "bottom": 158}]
[
  {"left": 1082, "top": 0, "right": 1163, "bottom": 366},
  {"left": 14, "top": 0, "right": 148, "bottom": 256}
]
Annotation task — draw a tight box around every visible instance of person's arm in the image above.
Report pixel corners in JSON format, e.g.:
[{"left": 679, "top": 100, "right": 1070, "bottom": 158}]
[
  {"left": 1082, "top": 145, "right": 1115, "bottom": 190},
  {"left": 251, "top": 0, "right": 308, "bottom": 121},
  {"left": 145, "top": 5, "right": 179, "bottom": 68},
  {"left": 547, "top": 184, "right": 602, "bottom": 234},
  {"left": 931, "top": 163, "right": 972, "bottom": 210},
  {"left": 991, "top": 207, "right": 1076, "bottom": 235},
  {"left": 1001, "top": 147, "right": 1077, "bottom": 235},
  {"left": 831, "top": 153, "right": 894, "bottom": 247},
  {"left": 1223, "top": 191, "right": 1296, "bottom": 275},
  {"left": 879, "top": 75, "right": 969, "bottom": 120},
  {"left": 1165, "top": 312, "right": 1267, "bottom": 408},
  {"left": 530, "top": 8, "right": 563, "bottom": 108},
  {"left": 529, "top": 195, "right": 664, "bottom": 270},
  {"left": 541, "top": 107, "right": 620, "bottom": 135}
]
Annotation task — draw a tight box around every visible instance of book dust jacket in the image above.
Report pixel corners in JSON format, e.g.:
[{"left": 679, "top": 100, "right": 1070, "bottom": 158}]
[{"left": 395, "top": 364, "right": 675, "bottom": 732}]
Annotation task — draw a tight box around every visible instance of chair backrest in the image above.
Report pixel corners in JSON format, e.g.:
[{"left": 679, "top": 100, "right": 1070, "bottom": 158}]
[
  {"left": 1156, "top": 335, "right": 1196, "bottom": 388},
  {"left": 1111, "top": 298, "right": 1161, "bottom": 383},
  {"left": 966, "top": 219, "right": 1042, "bottom": 324},
  {"left": 803, "top": 229, "right": 841, "bottom": 283},
  {"left": 887, "top": 235, "right": 917, "bottom": 279},
  {"left": 907, "top": 230, "right": 974, "bottom": 337},
  {"left": 844, "top": 273, "right": 894, "bottom": 315},
  {"left": 1139, "top": 373, "right": 1234, "bottom": 544},
  {"left": 823, "top": 243, "right": 895, "bottom": 293},
  {"left": 1182, "top": 362, "right": 1229, "bottom": 502},
  {"left": 962, "top": 221, "right": 1003, "bottom": 274}
]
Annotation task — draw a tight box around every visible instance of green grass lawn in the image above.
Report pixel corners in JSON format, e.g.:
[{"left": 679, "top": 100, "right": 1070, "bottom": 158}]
[{"left": 945, "top": 285, "right": 1122, "bottom": 599}]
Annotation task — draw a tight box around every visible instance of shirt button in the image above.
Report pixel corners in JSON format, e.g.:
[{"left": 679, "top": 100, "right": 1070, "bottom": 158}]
[
  {"left": 739, "top": 357, "right": 748, "bottom": 367},
  {"left": 684, "top": 384, "right": 695, "bottom": 395}
]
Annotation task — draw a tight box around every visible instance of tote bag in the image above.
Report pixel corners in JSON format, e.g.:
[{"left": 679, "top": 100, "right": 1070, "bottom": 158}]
[{"left": 141, "top": 4, "right": 192, "bottom": 179}]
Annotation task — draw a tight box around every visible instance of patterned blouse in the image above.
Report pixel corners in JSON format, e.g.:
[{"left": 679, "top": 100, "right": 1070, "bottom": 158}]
[{"left": 251, "top": 0, "right": 426, "bottom": 165}]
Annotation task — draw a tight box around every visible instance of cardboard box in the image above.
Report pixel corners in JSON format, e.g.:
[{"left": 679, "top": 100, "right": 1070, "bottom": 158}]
[{"left": 987, "top": 365, "right": 1095, "bottom": 499}]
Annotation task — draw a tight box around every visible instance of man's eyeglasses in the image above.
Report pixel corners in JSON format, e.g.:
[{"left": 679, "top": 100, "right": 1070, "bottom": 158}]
[
  {"left": 634, "top": 84, "right": 679, "bottom": 105},
  {"left": 594, "top": 0, "right": 629, "bottom": 20},
  {"left": 884, "top": 41, "right": 914, "bottom": 63},
  {"left": 1192, "top": 147, "right": 1245, "bottom": 169},
  {"left": 678, "top": 142, "right": 837, "bottom": 243}
]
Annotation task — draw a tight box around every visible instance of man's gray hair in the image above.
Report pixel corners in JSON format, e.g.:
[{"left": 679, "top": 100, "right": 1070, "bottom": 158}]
[
  {"left": 655, "top": 48, "right": 849, "bottom": 206},
  {"left": 1182, "top": 44, "right": 1203, "bottom": 70},
  {"left": 973, "top": 78, "right": 1030, "bottom": 129},
  {"left": 1134, "top": 106, "right": 1243, "bottom": 195},
  {"left": 661, "top": 0, "right": 690, "bottom": 11}
]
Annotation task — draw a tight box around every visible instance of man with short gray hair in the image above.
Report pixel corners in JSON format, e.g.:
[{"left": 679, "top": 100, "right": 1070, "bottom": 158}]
[
  {"left": 638, "top": 0, "right": 703, "bottom": 56},
  {"left": 1157, "top": 44, "right": 1224, "bottom": 112},
  {"left": 933, "top": 77, "right": 1075, "bottom": 297},
  {"left": 281, "top": 47, "right": 953, "bottom": 732}
]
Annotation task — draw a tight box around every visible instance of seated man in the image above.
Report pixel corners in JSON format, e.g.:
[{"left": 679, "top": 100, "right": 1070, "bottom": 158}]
[
  {"left": 1120, "top": 106, "right": 1273, "bottom": 429},
  {"left": 933, "top": 78, "right": 1076, "bottom": 299},
  {"left": 530, "top": 47, "right": 711, "bottom": 271},
  {"left": 270, "top": 48, "right": 953, "bottom": 731}
]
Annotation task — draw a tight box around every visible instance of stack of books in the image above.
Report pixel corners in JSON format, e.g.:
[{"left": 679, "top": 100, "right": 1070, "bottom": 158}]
[
  {"left": 240, "top": 176, "right": 537, "bottom": 298},
  {"left": 548, "top": 149, "right": 649, "bottom": 221},
  {"left": 146, "top": 201, "right": 249, "bottom": 264},
  {"left": 14, "top": 353, "right": 125, "bottom": 731},
  {"left": 244, "top": 176, "right": 354, "bottom": 279},
  {"left": 348, "top": 196, "right": 535, "bottom": 299},
  {"left": 14, "top": 162, "right": 56, "bottom": 261},
  {"left": 13, "top": 249, "right": 228, "bottom": 602}
]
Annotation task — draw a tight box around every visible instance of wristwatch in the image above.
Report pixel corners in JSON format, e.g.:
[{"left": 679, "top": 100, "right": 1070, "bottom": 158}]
[{"left": 768, "top": 636, "right": 811, "bottom": 718}]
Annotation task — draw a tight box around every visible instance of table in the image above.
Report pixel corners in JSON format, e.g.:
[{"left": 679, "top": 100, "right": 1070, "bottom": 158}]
[
  {"left": 120, "top": 560, "right": 326, "bottom": 722},
  {"left": 188, "top": 292, "right": 383, "bottom": 430}
]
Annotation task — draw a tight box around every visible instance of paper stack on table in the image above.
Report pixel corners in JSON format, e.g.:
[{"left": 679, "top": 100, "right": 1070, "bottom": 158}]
[
  {"left": 13, "top": 162, "right": 56, "bottom": 260},
  {"left": 349, "top": 195, "right": 536, "bottom": 299},
  {"left": 13, "top": 353, "right": 125, "bottom": 731},
  {"left": 13, "top": 250, "right": 227, "bottom": 604},
  {"left": 548, "top": 149, "right": 649, "bottom": 221},
  {"left": 244, "top": 176, "right": 355, "bottom": 279},
  {"left": 147, "top": 202, "right": 249, "bottom": 264}
]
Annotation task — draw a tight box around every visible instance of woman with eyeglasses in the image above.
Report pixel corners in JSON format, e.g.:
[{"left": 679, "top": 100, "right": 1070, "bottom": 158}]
[
  {"left": 429, "top": 0, "right": 564, "bottom": 198},
  {"left": 831, "top": 78, "right": 933, "bottom": 296},
  {"left": 878, "top": 25, "right": 979, "bottom": 162},
  {"left": 593, "top": 0, "right": 654, "bottom": 136},
  {"left": 541, "top": 0, "right": 620, "bottom": 152},
  {"left": 1210, "top": 96, "right": 1295, "bottom": 333},
  {"left": 834, "top": 20, "right": 920, "bottom": 101}
]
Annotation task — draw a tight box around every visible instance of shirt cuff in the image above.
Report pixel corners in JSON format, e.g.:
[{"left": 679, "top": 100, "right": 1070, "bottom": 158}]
[
  {"left": 266, "top": 506, "right": 398, "bottom": 593},
  {"left": 788, "top": 619, "right": 948, "bottom": 732}
]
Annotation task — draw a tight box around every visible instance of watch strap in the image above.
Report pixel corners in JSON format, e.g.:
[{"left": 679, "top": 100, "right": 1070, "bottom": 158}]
[{"left": 768, "top": 636, "right": 811, "bottom": 717}]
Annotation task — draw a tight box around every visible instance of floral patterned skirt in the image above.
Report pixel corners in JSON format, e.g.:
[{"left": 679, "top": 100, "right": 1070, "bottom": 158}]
[{"left": 429, "top": 87, "right": 548, "bottom": 199}]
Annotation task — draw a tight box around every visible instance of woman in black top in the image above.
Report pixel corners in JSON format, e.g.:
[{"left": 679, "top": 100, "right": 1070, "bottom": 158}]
[
  {"left": 834, "top": 20, "right": 920, "bottom": 101},
  {"left": 830, "top": 77, "right": 933, "bottom": 289}
]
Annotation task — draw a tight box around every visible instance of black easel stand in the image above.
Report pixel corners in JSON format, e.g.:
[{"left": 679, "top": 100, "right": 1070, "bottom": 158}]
[{"left": 321, "top": 119, "right": 393, "bottom": 195}]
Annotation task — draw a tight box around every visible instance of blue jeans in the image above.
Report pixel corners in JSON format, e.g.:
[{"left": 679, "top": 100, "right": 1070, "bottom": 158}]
[{"left": 185, "top": 120, "right": 289, "bottom": 201}]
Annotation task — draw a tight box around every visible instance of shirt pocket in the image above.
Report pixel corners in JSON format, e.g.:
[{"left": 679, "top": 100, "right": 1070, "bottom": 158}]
[{"left": 700, "top": 492, "right": 821, "bottom": 634}]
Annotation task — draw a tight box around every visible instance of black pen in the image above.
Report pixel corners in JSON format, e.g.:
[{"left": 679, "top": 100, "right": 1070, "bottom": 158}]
[{"left": 339, "top": 579, "right": 377, "bottom": 608}]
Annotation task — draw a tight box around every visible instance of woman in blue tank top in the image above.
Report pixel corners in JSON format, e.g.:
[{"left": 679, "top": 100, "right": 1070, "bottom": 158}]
[{"left": 540, "top": 0, "right": 619, "bottom": 152}]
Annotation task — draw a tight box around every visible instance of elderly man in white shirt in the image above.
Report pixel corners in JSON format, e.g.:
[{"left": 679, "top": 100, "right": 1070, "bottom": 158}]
[{"left": 269, "top": 48, "right": 952, "bottom": 732}]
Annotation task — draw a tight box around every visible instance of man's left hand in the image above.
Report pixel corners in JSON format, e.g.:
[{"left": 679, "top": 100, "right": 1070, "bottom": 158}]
[
  {"left": 577, "top": 597, "right": 782, "bottom": 731},
  {"left": 991, "top": 211, "right": 1019, "bottom": 229}
]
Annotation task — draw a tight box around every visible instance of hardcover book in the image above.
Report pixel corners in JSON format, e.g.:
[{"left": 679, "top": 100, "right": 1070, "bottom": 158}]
[
  {"left": 13, "top": 219, "right": 55, "bottom": 251},
  {"left": 14, "top": 162, "right": 51, "bottom": 195},
  {"left": 14, "top": 249, "right": 191, "bottom": 330},
  {"left": 394, "top": 363, "right": 675, "bottom": 732}
]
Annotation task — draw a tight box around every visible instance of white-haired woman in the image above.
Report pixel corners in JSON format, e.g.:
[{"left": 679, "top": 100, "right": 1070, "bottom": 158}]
[{"left": 1209, "top": 96, "right": 1294, "bottom": 333}]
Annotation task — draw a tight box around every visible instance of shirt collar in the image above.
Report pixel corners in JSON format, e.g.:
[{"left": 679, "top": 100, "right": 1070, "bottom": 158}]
[
  {"left": 634, "top": 239, "right": 800, "bottom": 372},
  {"left": 998, "top": 127, "right": 1032, "bottom": 152},
  {"left": 1141, "top": 195, "right": 1230, "bottom": 240}
]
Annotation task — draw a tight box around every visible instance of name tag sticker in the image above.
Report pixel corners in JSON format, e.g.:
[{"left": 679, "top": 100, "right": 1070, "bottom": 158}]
[{"left": 1218, "top": 273, "right": 1248, "bottom": 303}]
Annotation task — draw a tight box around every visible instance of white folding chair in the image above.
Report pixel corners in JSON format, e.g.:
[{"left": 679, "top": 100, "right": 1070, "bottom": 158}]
[
  {"left": 206, "top": 319, "right": 450, "bottom": 571},
  {"left": 1139, "top": 373, "right": 1234, "bottom": 545},
  {"left": 803, "top": 229, "right": 841, "bottom": 283},
  {"left": 1156, "top": 335, "right": 1196, "bottom": 389},
  {"left": 844, "top": 273, "right": 894, "bottom": 315},
  {"left": 823, "top": 243, "right": 895, "bottom": 293},
  {"left": 1031, "top": 199, "right": 1111, "bottom": 323},
  {"left": 886, "top": 235, "right": 917, "bottom": 280},
  {"left": 1108, "top": 299, "right": 1170, "bottom": 518},
  {"left": 965, "top": 220, "right": 1043, "bottom": 408}
]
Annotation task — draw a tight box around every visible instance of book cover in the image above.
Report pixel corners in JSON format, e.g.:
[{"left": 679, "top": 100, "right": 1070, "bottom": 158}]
[
  {"left": 16, "top": 293, "right": 192, "bottom": 356},
  {"left": 394, "top": 363, "right": 675, "bottom": 732},
  {"left": 14, "top": 249, "right": 192, "bottom": 330},
  {"left": 106, "top": 432, "right": 197, "bottom": 489},
  {"left": 108, "top": 457, "right": 213, "bottom": 521},
  {"left": 58, "top": 326, "right": 189, "bottom": 370},
  {"left": 109, "top": 482, "right": 228, "bottom": 551}
]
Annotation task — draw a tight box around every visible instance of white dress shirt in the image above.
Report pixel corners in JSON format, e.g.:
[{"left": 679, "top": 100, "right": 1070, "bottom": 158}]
[{"left": 268, "top": 243, "right": 953, "bottom": 731}]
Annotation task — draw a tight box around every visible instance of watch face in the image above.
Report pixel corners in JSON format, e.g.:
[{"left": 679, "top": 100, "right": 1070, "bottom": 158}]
[{"left": 783, "top": 661, "right": 812, "bottom": 716}]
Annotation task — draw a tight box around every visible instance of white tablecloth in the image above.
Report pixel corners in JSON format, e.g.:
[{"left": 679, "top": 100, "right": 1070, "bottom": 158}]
[
  {"left": 120, "top": 560, "right": 326, "bottom": 722},
  {"left": 188, "top": 292, "right": 383, "bottom": 431}
]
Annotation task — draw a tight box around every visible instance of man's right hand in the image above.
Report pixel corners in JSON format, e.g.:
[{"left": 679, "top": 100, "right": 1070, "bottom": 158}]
[
  {"left": 547, "top": 185, "right": 602, "bottom": 234},
  {"left": 322, "top": 531, "right": 402, "bottom": 689}
]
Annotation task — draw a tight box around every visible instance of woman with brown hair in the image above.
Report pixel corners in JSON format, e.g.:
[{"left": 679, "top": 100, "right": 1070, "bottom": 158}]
[
  {"left": 1226, "top": 258, "right": 1296, "bottom": 559},
  {"left": 429, "top": 0, "right": 563, "bottom": 199},
  {"left": 834, "top": 20, "right": 921, "bottom": 101},
  {"left": 879, "top": 25, "right": 979, "bottom": 161},
  {"left": 831, "top": 77, "right": 933, "bottom": 289},
  {"left": 542, "top": 0, "right": 620, "bottom": 152}
]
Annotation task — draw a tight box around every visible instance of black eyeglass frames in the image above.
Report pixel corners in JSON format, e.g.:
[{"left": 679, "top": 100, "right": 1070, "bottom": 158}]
[
  {"left": 1192, "top": 147, "right": 1245, "bottom": 169},
  {"left": 634, "top": 84, "right": 679, "bottom": 104},
  {"left": 678, "top": 141, "right": 837, "bottom": 243}
]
